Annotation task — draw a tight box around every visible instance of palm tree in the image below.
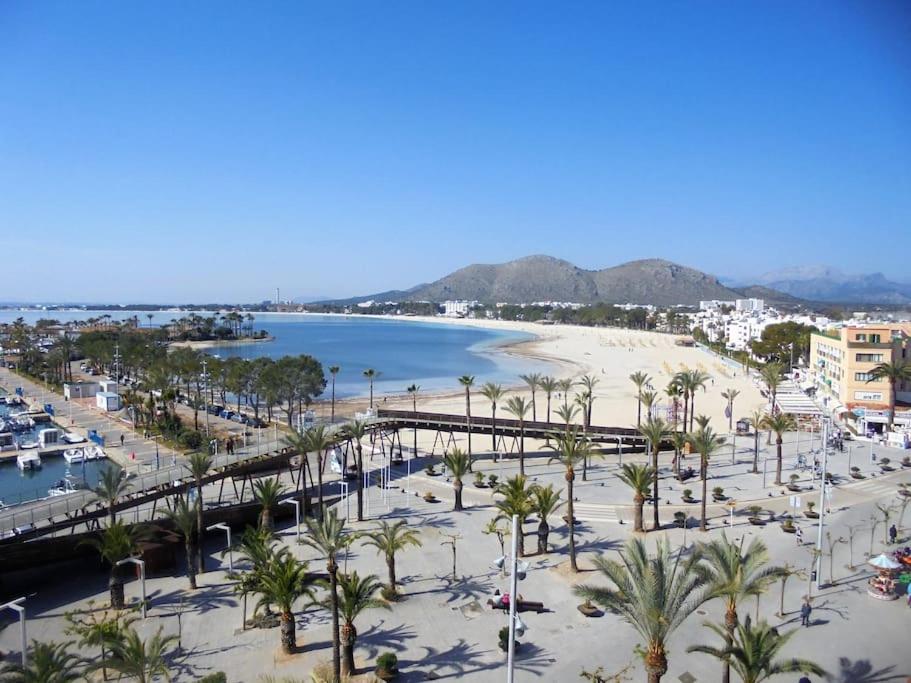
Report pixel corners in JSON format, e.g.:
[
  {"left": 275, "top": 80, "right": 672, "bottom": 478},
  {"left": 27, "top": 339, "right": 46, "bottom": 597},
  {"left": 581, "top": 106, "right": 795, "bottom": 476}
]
[
  {"left": 303, "top": 509, "right": 352, "bottom": 683},
  {"left": 341, "top": 420, "right": 368, "bottom": 521},
  {"left": 640, "top": 389, "right": 658, "bottom": 422},
  {"left": 92, "top": 465, "right": 133, "bottom": 527},
  {"left": 103, "top": 626, "right": 176, "bottom": 683},
  {"left": 493, "top": 475, "right": 535, "bottom": 558},
  {"left": 80, "top": 521, "right": 148, "bottom": 610},
  {"left": 699, "top": 534, "right": 787, "bottom": 683},
  {"left": 539, "top": 376, "right": 558, "bottom": 426},
  {"left": 253, "top": 477, "right": 285, "bottom": 530},
  {"left": 686, "top": 370, "right": 710, "bottom": 431},
  {"left": 575, "top": 538, "right": 710, "bottom": 683},
  {"left": 687, "top": 424, "right": 726, "bottom": 531},
  {"left": 406, "top": 383, "right": 420, "bottom": 455},
  {"left": 670, "top": 431, "right": 687, "bottom": 478},
  {"left": 443, "top": 448, "right": 471, "bottom": 511},
  {"left": 520, "top": 373, "right": 542, "bottom": 421},
  {"left": 334, "top": 571, "right": 389, "bottom": 676},
  {"left": 617, "top": 463, "right": 654, "bottom": 533},
  {"left": 761, "top": 413, "right": 796, "bottom": 486},
  {"left": 579, "top": 374, "right": 599, "bottom": 427},
  {"left": 546, "top": 429, "right": 594, "bottom": 571},
  {"left": 629, "top": 371, "right": 651, "bottom": 426},
  {"left": 255, "top": 553, "right": 312, "bottom": 653},
  {"left": 480, "top": 382, "right": 505, "bottom": 452},
  {"left": 638, "top": 417, "right": 669, "bottom": 531},
  {"left": 688, "top": 616, "right": 825, "bottom": 683},
  {"left": 760, "top": 363, "right": 783, "bottom": 409},
  {"left": 721, "top": 388, "right": 741, "bottom": 432},
  {"left": 361, "top": 519, "right": 422, "bottom": 596},
  {"left": 185, "top": 451, "right": 212, "bottom": 572},
  {"left": 363, "top": 368, "right": 379, "bottom": 409},
  {"left": 748, "top": 408, "right": 765, "bottom": 474},
  {"left": 557, "top": 377, "right": 575, "bottom": 409},
  {"left": 531, "top": 484, "right": 563, "bottom": 554},
  {"left": 867, "top": 360, "right": 911, "bottom": 430},
  {"left": 665, "top": 382, "right": 682, "bottom": 428},
  {"left": 296, "top": 425, "right": 336, "bottom": 519},
  {"left": 503, "top": 396, "right": 530, "bottom": 475},
  {"left": 328, "top": 366, "right": 340, "bottom": 423},
  {"left": 0, "top": 640, "right": 84, "bottom": 683},
  {"left": 167, "top": 496, "right": 199, "bottom": 590},
  {"left": 555, "top": 403, "right": 579, "bottom": 431},
  {"left": 458, "top": 375, "right": 475, "bottom": 465}
]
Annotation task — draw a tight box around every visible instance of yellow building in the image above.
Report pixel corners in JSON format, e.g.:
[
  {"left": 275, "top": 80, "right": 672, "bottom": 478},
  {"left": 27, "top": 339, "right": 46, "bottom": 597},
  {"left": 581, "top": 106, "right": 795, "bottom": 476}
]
[{"left": 809, "top": 324, "right": 911, "bottom": 431}]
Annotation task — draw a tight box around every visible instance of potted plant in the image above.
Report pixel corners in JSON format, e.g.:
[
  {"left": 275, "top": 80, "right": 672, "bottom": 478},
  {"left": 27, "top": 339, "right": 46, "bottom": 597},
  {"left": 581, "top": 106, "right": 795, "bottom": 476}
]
[
  {"left": 474, "top": 471, "right": 486, "bottom": 488},
  {"left": 498, "top": 626, "right": 519, "bottom": 652},
  {"left": 747, "top": 505, "right": 765, "bottom": 525},
  {"left": 488, "top": 474, "right": 499, "bottom": 488},
  {"left": 787, "top": 474, "right": 801, "bottom": 492},
  {"left": 673, "top": 511, "right": 687, "bottom": 528},
  {"left": 899, "top": 484, "right": 911, "bottom": 498},
  {"left": 376, "top": 652, "right": 399, "bottom": 681},
  {"left": 880, "top": 457, "right": 894, "bottom": 472},
  {"left": 902, "top": 456, "right": 911, "bottom": 468},
  {"left": 423, "top": 491, "right": 437, "bottom": 503},
  {"left": 577, "top": 599, "right": 601, "bottom": 617},
  {"left": 781, "top": 517, "right": 796, "bottom": 533},
  {"left": 804, "top": 501, "right": 819, "bottom": 519},
  {"left": 712, "top": 486, "right": 726, "bottom": 502},
  {"left": 682, "top": 488, "right": 695, "bottom": 503},
  {"left": 425, "top": 464, "right": 437, "bottom": 476},
  {"left": 850, "top": 466, "right": 865, "bottom": 480}
]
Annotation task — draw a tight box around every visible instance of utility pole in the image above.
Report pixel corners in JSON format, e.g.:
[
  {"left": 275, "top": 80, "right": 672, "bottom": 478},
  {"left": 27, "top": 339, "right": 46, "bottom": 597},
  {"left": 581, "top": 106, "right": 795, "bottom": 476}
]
[
  {"left": 814, "top": 417, "right": 830, "bottom": 589},
  {"left": 202, "top": 358, "right": 210, "bottom": 437}
]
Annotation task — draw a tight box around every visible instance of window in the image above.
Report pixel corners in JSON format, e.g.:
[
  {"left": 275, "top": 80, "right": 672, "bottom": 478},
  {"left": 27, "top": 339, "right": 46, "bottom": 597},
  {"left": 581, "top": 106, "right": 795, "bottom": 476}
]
[
  {"left": 855, "top": 334, "right": 867, "bottom": 342},
  {"left": 855, "top": 353, "right": 883, "bottom": 363},
  {"left": 855, "top": 372, "right": 878, "bottom": 382},
  {"left": 869, "top": 334, "right": 881, "bottom": 344}
]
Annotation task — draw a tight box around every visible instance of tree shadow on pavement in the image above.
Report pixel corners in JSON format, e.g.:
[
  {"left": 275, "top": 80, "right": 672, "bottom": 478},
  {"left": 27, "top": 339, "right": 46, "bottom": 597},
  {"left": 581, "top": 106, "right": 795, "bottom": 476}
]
[
  {"left": 355, "top": 619, "right": 418, "bottom": 661},
  {"left": 837, "top": 658, "right": 905, "bottom": 683}
]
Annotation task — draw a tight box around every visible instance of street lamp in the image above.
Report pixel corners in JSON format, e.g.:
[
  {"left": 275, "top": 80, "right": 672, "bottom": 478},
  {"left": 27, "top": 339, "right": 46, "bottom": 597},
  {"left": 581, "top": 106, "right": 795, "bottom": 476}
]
[
  {"left": 492, "top": 515, "right": 528, "bottom": 683},
  {"left": 207, "top": 523, "right": 233, "bottom": 571},
  {"left": 116, "top": 558, "right": 147, "bottom": 618},
  {"left": 281, "top": 499, "right": 301, "bottom": 544},
  {"left": 814, "top": 417, "right": 831, "bottom": 590},
  {"left": 0, "top": 597, "right": 26, "bottom": 667}
]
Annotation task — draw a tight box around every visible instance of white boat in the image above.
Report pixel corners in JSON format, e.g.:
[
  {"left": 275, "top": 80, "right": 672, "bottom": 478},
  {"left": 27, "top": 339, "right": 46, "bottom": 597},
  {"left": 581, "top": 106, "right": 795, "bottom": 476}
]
[
  {"left": 85, "top": 446, "right": 106, "bottom": 461},
  {"left": 16, "top": 452, "right": 42, "bottom": 471},
  {"left": 18, "top": 439, "right": 39, "bottom": 450},
  {"left": 62, "top": 432, "right": 87, "bottom": 444},
  {"left": 63, "top": 448, "right": 86, "bottom": 464},
  {"left": 48, "top": 477, "right": 86, "bottom": 497}
]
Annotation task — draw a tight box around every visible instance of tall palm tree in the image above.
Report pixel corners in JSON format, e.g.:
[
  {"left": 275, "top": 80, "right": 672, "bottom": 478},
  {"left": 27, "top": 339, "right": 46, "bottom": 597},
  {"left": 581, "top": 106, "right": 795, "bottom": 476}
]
[
  {"left": 575, "top": 538, "right": 710, "bottom": 683},
  {"left": 0, "top": 640, "right": 84, "bottom": 683},
  {"left": 80, "top": 521, "right": 148, "bottom": 610},
  {"left": 546, "top": 429, "right": 594, "bottom": 571},
  {"left": 334, "top": 571, "right": 389, "bottom": 677},
  {"left": 167, "top": 496, "right": 199, "bottom": 590},
  {"left": 303, "top": 509, "right": 352, "bottom": 683},
  {"left": 255, "top": 553, "right": 312, "bottom": 653},
  {"left": 867, "top": 360, "right": 911, "bottom": 430},
  {"left": 698, "top": 534, "right": 787, "bottom": 683},
  {"left": 443, "top": 448, "right": 471, "bottom": 511},
  {"left": 687, "top": 424, "right": 726, "bottom": 531},
  {"left": 760, "top": 363, "right": 783, "bottom": 410},
  {"left": 688, "top": 616, "right": 825, "bottom": 683},
  {"left": 554, "top": 403, "right": 579, "bottom": 431},
  {"left": 665, "top": 382, "right": 682, "bottom": 428},
  {"left": 480, "top": 382, "right": 505, "bottom": 452},
  {"left": 341, "top": 420, "right": 368, "bottom": 521},
  {"left": 361, "top": 519, "right": 422, "bottom": 596},
  {"left": 617, "top": 463, "right": 654, "bottom": 533},
  {"left": 493, "top": 475, "right": 535, "bottom": 558},
  {"left": 557, "top": 377, "right": 575, "bottom": 409},
  {"left": 520, "top": 373, "right": 542, "bottom": 421},
  {"left": 103, "top": 626, "right": 176, "bottom": 683},
  {"left": 503, "top": 396, "right": 530, "bottom": 475},
  {"left": 721, "top": 388, "right": 741, "bottom": 432},
  {"left": 670, "top": 431, "right": 687, "bottom": 478},
  {"left": 363, "top": 368, "right": 379, "bottom": 409},
  {"left": 579, "top": 374, "right": 599, "bottom": 427},
  {"left": 458, "top": 375, "right": 475, "bottom": 465},
  {"left": 539, "top": 376, "right": 558, "bottom": 426},
  {"left": 253, "top": 477, "right": 285, "bottom": 530},
  {"left": 328, "top": 365, "right": 340, "bottom": 423},
  {"left": 531, "top": 484, "right": 563, "bottom": 554},
  {"left": 761, "top": 413, "right": 796, "bottom": 486},
  {"left": 406, "top": 384, "right": 420, "bottom": 455},
  {"left": 629, "top": 371, "right": 651, "bottom": 426},
  {"left": 185, "top": 451, "right": 212, "bottom": 572},
  {"left": 638, "top": 417, "right": 669, "bottom": 531},
  {"left": 296, "top": 425, "right": 336, "bottom": 519},
  {"left": 672, "top": 372, "right": 691, "bottom": 433},
  {"left": 92, "top": 465, "right": 133, "bottom": 528},
  {"left": 640, "top": 389, "right": 658, "bottom": 422},
  {"left": 686, "top": 370, "right": 710, "bottom": 432},
  {"left": 748, "top": 408, "right": 765, "bottom": 474}
]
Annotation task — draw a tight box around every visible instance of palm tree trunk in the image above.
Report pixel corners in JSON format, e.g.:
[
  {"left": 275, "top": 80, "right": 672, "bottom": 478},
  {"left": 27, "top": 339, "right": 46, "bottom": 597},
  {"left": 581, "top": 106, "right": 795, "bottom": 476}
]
[
  {"left": 682, "top": 394, "right": 689, "bottom": 435},
  {"left": 280, "top": 611, "right": 295, "bottom": 653},
  {"left": 645, "top": 646, "right": 668, "bottom": 683},
  {"left": 537, "top": 519, "right": 549, "bottom": 554},
  {"left": 634, "top": 494, "right": 644, "bottom": 532},
  {"left": 651, "top": 446, "right": 660, "bottom": 531},
  {"left": 186, "top": 540, "right": 198, "bottom": 589},
  {"left": 752, "top": 431, "right": 759, "bottom": 473},
  {"left": 689, "top": 391, "right": 696, "bottom": 431},
  {"left": 330, "top": 378, "right": 336, "bottom": 423},
  {"left": 329, "top": 565, "right": 341, "bottom": 682},
  {"left": 491, "top": 406, "right": 497, "bottom": 451},
  {"left": 775, "top": 437, "right": 783, "bottom": 485},
  {"left": 387, "top": 556, "right": 396, "bottom": 589},
  {"left": 567, "top": 475, "right": 577, "bottom": 571},
  {"left": 518, "top": 424, "right": 525, "bottom": 477},
  {"left": 465, "top": 388, "right": 472, "bottom": 468},
  {"left": 316, "top": 450, "right": 325, "bottom": 520},
  {"left": 723, "top": 606, "right": 737, "bottom": 683},
  {"left": 637, "top": 396, "right": 642, "bottom": 426},
  {"left": 196, "top": 481, "right": 205, "bottom": 573},
  {"left": 700, "top": 464, "right": 708, "bottom": 531},
  {"left": 454, "top": 479, "right": 463, "bottom": 511},
  {"left": 356, "top": 446, "right": 364, "bottom": 521},
  {"left": 110, "top": 570, "right": 125, "bottom": 610},
  {"left": 340, "top": 623, "right": 357, "bottom": 677}
]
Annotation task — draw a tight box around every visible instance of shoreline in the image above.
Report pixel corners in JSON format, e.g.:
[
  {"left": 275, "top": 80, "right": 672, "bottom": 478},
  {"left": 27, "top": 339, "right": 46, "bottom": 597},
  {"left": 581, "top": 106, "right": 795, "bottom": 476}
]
[{"left": 169, "top": 335, "right": 275, "bottom": 350}]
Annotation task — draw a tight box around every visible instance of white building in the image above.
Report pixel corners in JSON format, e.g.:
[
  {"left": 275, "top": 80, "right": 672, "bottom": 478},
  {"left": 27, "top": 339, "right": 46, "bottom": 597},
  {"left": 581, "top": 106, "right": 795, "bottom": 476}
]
[
  {"left": 699, "top": 300, "right": 735, "bottom": 311},
  {"left": 442, "top": 300, "right": 473, "bottom": 317},
  {"left": 735, "top": 298, "right": 765, "bottom": 312}
]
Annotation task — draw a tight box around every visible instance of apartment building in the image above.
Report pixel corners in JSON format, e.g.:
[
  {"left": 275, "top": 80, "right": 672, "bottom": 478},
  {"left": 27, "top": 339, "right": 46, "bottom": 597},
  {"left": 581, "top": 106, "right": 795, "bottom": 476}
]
[{"left": 809, "top": 324, "right": 911, "bottom": 429}]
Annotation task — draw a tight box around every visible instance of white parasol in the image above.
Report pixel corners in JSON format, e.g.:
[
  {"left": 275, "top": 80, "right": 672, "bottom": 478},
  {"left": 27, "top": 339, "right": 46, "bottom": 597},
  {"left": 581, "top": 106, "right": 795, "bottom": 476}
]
[{"left": 867, "top": 553, "right": 901, "bottom": 570}]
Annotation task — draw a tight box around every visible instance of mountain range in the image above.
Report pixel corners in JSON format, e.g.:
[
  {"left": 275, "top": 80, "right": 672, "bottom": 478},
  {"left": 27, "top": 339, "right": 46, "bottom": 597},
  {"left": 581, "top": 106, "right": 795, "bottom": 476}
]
[
  {"left": 307, "top": 256, "right": 799, "bottom": 307},
  {"left": 750, "top": 266, "right": 911, "bottom": 305}
]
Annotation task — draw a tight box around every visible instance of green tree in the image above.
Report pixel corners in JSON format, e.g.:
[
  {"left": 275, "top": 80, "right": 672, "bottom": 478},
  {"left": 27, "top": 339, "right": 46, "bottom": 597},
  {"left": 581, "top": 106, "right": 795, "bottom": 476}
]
[
  {"left": 539, "top": 376, "right": 559, "bottom": 428},
  {"left": 361, "top": 519, "right": 422, "bottom": 596},
  {"left": 531, "top": 484, "right": 563, "bottom": 554},
  {"left": 295, "top": 425, "right": 336, "bottom": 519},
  {"left": 406, "top": 383, "right": 420, "bottom": 455},
  {"left": 92, "top": 465, "right": 134, "bottom": 528},
  {"left": 546, "top": 429, "right": 595, "bottom": 571},
  {"left": 363, "top": 368, "right": 379, "bottom": 409},
  {"left": 341, "top": 420, "right": 368, "bottom": 521},
  {"left": 688, "top": 616, "right": 825, "bottom": 683},
  {"left": 80, "top": 521, "right": 149, "bottom": 610},
  {"left": 253, "top": 477, "right": 285, "bottom": 530},
  {"left": 0, "top": 641, "right": 84, "bottom": 683},
  {"left": 167, "top": 496, "right": 199, "bottom": 590},
  {"left": 333, "top": 571, "right": 389, "bottom": 677},
  {"left": 443, "top": 448, "right": 471, "bottom": 511},
  {"left": 102, "top": 626, "right": 176, "bottom": 683},
  {"left": 721, "top": 389, "right": 741, "bottom": 432},
  {"left": 866, "top": 360, "right": 911, "bottom": 431},
  {"left": 503, "top": 395, "right": 530, "bottom": 476},
  {"left": 493, "top": 475, "right": 535, "bottom": 558},
  {"left": 687, "top": 424, "right": 726, "bottom": 531},
  {"left": 629, "top": 371, "right": 651, "bottom": 426},
  {"left": 617, "top": 463, "right": 654, "bottom": 533},
  {"left": 65, "top": 605, "right": 135, "bottom": 682},
  {"left": 328, "top": 365, "right": 340, "bottom": 423},
  {"left": 185, "top": 451, "right": 212, "bottom": 573},
  {"left": 458, "top": 375, "right": 475, "bottom": 465},
  {"left": 760, "top": 413, "right": 796, "bottom": 486},
  {"left": 255, "top": 553, "right": 312, "bottom": 653},
  {"left": 575, "top": 538, "right": 710, "bottom": 683},
  {"left": 480, "top": 382, "right": 505, "bottom": 452},
  {"left": 638, "top": 418, "right": 670, "bottom": 531},
  {"left": 748, "top": 322, "right": 817, "bottom": 366},
  {"left": 748, "top": 408, "right": 765, "bottom": 474},
  {"left": 520, "top": 372, "right": 542, "bottom": 421}
]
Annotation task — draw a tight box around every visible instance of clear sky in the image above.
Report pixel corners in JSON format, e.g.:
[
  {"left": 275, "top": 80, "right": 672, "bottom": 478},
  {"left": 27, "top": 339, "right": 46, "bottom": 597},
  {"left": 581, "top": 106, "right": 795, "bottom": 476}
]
[{"left": 2, "top": 1, "right": 909, "bottom": 303}]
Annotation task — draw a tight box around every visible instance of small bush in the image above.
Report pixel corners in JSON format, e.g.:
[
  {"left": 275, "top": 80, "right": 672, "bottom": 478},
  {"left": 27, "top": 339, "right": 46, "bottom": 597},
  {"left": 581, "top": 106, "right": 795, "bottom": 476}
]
[
  {"left": 179, "top": 430, "right": 204, "bottom": 450},
  {"left": 789, "top": 473, "right": 799, "bottom": 482},
  {"left": 851, "top": 466, "right": 860, "bottom": 473},
  {"left": 881, "top": 457, "right": 891, "bottom": 466},
  {"left": 199, "top": 674, "right": 227, "bottom": 683},
  {"left": 488, "top": 474, "right": 499, "bottom": 487},
  {"left": 748, "top": 505, "right": 762, "bottom": 516},
  {"left": 682, "top": 488, "right": 693, "bottom": 498},
  {"left": 376, "top": 652, "right": 398, "bottom": 672},
  {"left": 474, "top": 471, "right": 485, "bottom": 484},
  {"left": 806, "top": 501, "right": 816, "bottom": 511},
  {"left": 712, "top": 486, "right": 724, "bottom": 497}
]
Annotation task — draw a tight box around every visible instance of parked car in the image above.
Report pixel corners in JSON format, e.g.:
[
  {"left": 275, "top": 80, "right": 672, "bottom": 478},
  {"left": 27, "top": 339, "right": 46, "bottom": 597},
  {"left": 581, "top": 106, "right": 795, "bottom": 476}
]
[
  {"left": 207, "top": 404, "right": 224, "bottom": 416},
  {"left": 219, "top": 409, "right": 235, "bottom": 420}
]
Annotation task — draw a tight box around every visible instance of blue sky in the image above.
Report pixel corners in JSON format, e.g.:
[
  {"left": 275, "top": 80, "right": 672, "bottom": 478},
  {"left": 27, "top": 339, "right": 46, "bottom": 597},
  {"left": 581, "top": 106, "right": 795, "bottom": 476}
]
[{"left": 1, "top": 1, "right": 909, "bottom": 303}]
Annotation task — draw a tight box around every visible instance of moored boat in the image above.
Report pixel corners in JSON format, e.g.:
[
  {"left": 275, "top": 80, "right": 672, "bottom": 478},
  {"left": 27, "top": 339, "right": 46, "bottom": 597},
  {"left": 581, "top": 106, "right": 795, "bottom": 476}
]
[
  {"left": 16, "top": 452, "right": 42, "bottom": 471},
  {"left": 63, "top": 448, "right": 86, "bottom": 464}
]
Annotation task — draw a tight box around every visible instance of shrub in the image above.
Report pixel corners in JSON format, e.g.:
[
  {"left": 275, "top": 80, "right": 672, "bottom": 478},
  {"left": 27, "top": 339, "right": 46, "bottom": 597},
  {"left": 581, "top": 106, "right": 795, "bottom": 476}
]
[
  {"left": 682, "top": 488, "right": 693, "bottom": 499},
  {"left": 748, "top": 505, "right": 762, "bottom": 516},
  {"left": 851, "top": 466, "right": 860, "bottom": 473},
  {"left": 179, "top": 430, "right": 204, "bottom": 450},
  {"left": 376, "top": 652, "right": 398, "bottom": 672},
  {"left": 789, "top": 473, "right": 799, "bottom": 482},
  {"left": 425, "top": 465, "right": 436, "bottom": 475},
  {"left": 881, "top": 457, "right": 891, "bottom": 466},
  {"left": 712, "top": 486, "right": 724, "bottom": 497},
  {"left": 474, "top": 471, "right": 485, "bottom": 485},
  {"left": 199, "top": 674, "right": 227, "bottom": 683},
  {"left": 806, "top": 501, "right": 816, "bottom": 511},
  {"left": 488, "top": 474, "right": 499, "bottom": 487}
]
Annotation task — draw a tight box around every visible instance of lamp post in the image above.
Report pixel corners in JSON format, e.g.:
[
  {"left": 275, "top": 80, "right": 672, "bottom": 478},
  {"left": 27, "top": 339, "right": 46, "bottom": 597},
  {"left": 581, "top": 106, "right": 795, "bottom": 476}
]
[
  {"left": 202, "top": 358, "right": 210, "bottom": 438},
  {"left": 814, "top": 418, "right": 830, "bottom": 590},
  {"left": 281, "top": 499, "right": 301, "bottom": 544},
  {"left": 115, "top": 558, "right": 147, "bottom": 618},
  {"left": 0, "top": 597, "right": 27, "bottom": 667},
  {"left": 506, "top": 514, "right": 522, "bottom": 683},
  {"left": 207, "top": 523, "right": 233, "bottom": 571}
]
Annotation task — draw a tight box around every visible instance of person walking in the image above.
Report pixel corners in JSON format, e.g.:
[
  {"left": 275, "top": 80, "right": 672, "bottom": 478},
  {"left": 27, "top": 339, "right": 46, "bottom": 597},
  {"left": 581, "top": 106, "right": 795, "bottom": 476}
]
[
  {"left": 889, "top": 524, "right": 898, "bottom": 545},
  {"left": 800, "top": 600, "right": 812, "bottom": 627},
  {"left": 796, "top": 525, "right": 804, "bottom": 545}
]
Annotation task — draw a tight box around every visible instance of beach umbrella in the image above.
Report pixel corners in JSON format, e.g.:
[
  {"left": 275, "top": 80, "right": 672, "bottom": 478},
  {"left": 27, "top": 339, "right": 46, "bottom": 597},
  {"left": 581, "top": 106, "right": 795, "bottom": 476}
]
[{"left": 867, "top": 553, "right": 901, "bottom": 570}]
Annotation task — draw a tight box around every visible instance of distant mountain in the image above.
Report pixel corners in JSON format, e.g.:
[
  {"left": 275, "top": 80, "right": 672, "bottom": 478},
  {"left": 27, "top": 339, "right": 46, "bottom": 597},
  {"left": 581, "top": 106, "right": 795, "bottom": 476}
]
[
  {"left": 312, "top": 256, "right": 776, "bottom": 307},
  {"left": 756, "top": 266, "right": 911, "bottom": 304}
]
